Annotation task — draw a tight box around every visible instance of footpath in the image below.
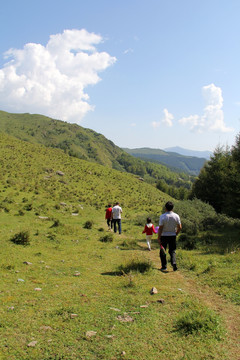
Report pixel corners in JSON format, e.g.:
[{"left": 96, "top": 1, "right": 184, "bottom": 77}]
[{"left": 146, "top": 246, "right": 240, "bottom": 360}]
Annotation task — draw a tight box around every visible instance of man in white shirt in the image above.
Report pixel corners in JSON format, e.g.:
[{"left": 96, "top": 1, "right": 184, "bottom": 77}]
[
  {"left": 111, "top": 202, "right": 122, "bottom": 234},
  {"left": 157, "top": 201, "right": 182, "bottom": 272}
]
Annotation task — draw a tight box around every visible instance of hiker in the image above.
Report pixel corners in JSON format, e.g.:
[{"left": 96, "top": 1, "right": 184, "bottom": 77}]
[
  {"left": 111, "top": 202, "right": 122, "bottom": 234},
  {"left": 157, "top": 201, "right": 182, "bottom": 271},
  {"left": 105, "top": 204, "right": 112, "bottom": 230},
  {"left": 142, "top": 217, "right": 157, "bottom": 251}
]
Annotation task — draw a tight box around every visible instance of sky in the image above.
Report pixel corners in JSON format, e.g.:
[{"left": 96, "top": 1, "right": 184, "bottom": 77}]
[{"left": 0, "top": 0, "right": 240, "bottom": 152}]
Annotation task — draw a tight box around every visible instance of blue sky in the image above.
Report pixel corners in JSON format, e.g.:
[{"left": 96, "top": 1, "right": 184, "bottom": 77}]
[{"left": 1, "top": 0, "right": 240, "bottom": 151}]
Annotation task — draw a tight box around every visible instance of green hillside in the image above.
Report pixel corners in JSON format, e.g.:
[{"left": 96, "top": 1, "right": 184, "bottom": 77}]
[
  {"left": 0, "top": 132, "right": 169, "bottom": 213},
  {"left": 123, "top": 147, "right": 207, "bottom": 175},
  {"left": 0, "top": 111, "right": 193, "bottom": 190},
  {"left": 0, "top": 133, "right": 240, "bottom": 359}
]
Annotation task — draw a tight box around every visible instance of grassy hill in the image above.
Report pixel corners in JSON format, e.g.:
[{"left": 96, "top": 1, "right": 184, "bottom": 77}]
[
  {"left": 0, "top": 133, "right": 240, "bottom": 359},
  {"left": 0, "top": 111, "right": 194, "bottom": 190},
  {"left": 123, "top": 147, "right": 207, "bottom": 175}
]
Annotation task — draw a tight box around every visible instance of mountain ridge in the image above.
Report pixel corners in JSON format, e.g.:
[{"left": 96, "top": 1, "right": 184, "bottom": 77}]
[
  {"left": 0, "top": 110, "right": 194, "bottom": 192},
  {"left": 123, "top": 147, "right": 207, "bottom": 176}
]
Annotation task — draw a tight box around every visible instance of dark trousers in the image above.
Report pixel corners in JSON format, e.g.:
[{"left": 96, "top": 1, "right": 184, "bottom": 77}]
[
  {"left": 160, "top": 236, "right": 176, "bottom": 268},
  {"left": 107, "top": 218, "right": 112, "bottom": 228},
  {"left": 113, "top": 219, "right": 121, "bottom": 234}
]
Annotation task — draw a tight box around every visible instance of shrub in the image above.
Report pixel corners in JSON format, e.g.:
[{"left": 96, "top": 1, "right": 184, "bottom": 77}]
[
  {"left": 175, "top": 306, "right": 224, "bottom": 339},
  {"left": 10, "top": 231, "right": 30, "bottom": 246},
  {"left": 99, "top": 234, "right": 113, "bottom": 243},
  {"left": 50, "top": 219, "right": 61, "bottom": 228},
  {"left": 120, "top": 239, "right": 140, "bottom": 250},
  {"left": 84, "top": 220, "right": 93, "bottom": 229},
  {"left": 118, "top": 258, "right": 153, "bottom": 274}
]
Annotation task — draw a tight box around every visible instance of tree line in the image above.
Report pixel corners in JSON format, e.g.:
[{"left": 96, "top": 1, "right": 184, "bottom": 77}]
[{"left": 190, "top": 133, "right": 240, "bottom": 218}]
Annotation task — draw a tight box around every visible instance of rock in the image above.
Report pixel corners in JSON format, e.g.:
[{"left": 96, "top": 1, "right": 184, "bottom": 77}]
[
  {"left": 38, "top": 216, "right": 49, "bottom": 220},
  {"left": 60, "top": 202, "right": 67, "bottom": 206},
  {"left": 56, "top": 171, "right": 65, "bottom": 176},
  {"left": 117, "top": 313, "right": 134, "bottom": 322},
  {"left": 27, "top": 341, "right": 37, "bottom": 347},
  {"left": 110, "top": 307, "right": 121, "bottom": 312},
  {"left": 74, "top": 272, "right": 80, "bottom": 276},
  {"left": 23, "top": 261, "right": 32, "bottom": 265},
  {"left": 86, "top": 331, "right": 97, "bottom": 338},
  {"left": 40, "top": 326, "right": 53, "bottom": 331},
  {"left": 105, "top": 335, "right": 115, "bottom": 339},
  {"left": 70, "top": 314, "right": 78, "bottom": 319},
  {"left": 140, "top": 305, "right": 149, "bottom": 308},
  {"left": 17, "top": 279, "right": 25, "bottom": 282},
  {"left": 34, "top": 288, "right": 42, "bottom": 291},
  {"left": 150, "top": 287, "right": 158, "bottom": 295},
  {"left": 157, "top": 299, "right": 165, "bottom": 304}
]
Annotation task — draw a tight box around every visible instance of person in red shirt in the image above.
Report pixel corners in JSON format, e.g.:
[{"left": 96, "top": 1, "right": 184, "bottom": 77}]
[
  {"left": 105, "top": 204, "right": 112, "bottom": 230},
  {"left": 142, "top": 217, "right": 157, "bottom": 251}
]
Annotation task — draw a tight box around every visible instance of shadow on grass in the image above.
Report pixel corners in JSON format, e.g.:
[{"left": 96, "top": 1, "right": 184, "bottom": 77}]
[{"left": 101, "top": 271, "right": 123, "bottom": 276}]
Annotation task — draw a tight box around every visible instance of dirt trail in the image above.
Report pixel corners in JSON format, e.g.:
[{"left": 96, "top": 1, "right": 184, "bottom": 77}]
[{"left": 146, "top": 246, "right": 240, "bottom": 359}]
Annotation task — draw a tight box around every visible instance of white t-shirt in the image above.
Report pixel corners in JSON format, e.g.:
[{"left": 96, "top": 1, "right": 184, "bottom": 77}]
[
  {"left": 159, "top": 211, "right": 181, "bottom": 236},
  {"left": 112, "top": 205, "right": 122, "bottom": 219}
]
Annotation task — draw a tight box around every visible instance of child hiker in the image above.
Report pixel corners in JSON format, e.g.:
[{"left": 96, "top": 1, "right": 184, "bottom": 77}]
[{"left": 142, "top": 217, "right": 157, "bottom": 251}]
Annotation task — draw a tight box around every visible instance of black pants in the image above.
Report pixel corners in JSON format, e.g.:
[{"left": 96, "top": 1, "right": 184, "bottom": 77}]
[
  {"left": 107, "top": 218, "right": 112, "bottom": 228},
  {"left": 112, "top": 219, "right": 121, "bottom": 234},
  {"left": 160, "top": 236, "right": 176, "bottom": 268}
]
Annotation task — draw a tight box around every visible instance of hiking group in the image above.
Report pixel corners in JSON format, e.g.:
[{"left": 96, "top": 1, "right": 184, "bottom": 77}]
[
  {"left": 105, "top": 202, "right": 122, "bottom": 234},
  {"left": 106, "top": 201, "right": 181, "bottom": 272}
]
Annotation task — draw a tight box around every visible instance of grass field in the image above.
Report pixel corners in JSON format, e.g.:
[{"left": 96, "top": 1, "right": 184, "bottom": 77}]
[
  {"left": 0, "top": 206, "right": 239, "bottom": 360},
  {"left": 0, "top": 132, "right": 239, "bottom": 359}
]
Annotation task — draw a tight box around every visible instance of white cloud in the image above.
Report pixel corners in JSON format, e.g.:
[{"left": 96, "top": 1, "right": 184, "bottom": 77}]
[
  {"left": 0, "top": 29, "right": 116, "bottom": 123},
  {"left": 123, "top": 48, "right": 134, "bottom": 55},
  {"left": 152, "top": 108, "right": 174, "bottom": 128},
  {"left": 179, "top": 83, "right": 233, "bottom": 133}
]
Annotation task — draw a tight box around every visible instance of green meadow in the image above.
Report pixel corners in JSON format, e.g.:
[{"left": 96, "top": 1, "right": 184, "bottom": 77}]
[{"left": 0, "top": 132, "right": 239, "bottom": 359}]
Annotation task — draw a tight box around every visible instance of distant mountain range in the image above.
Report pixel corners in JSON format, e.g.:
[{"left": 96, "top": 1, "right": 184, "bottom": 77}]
[
  {"left": 164, "top": 146, "right": 212, "bottom": 160},
  {"left": 123, "top": 147, "right": 208, "bottom": 176}
]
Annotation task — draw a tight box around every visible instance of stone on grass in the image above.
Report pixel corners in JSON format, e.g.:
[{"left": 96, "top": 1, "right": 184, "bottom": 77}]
[
  {"left": 117, "top": 313, "right": 134, "bottom": 322},
  {"left": 74, "top": 272, "right": 80, "bottom": 276},
  {"left": 34, "top": 288, "right": 42, "bottom": 291},
  {"left": 140, "top": 305, "right": 149, "bottom": 308},
  {"left": 70, "top": 314, "right": 78, "bottom": 319},
  {"left": 86, "top": 331, "right": 97, "bottom": 338},
  {"left": 23, "top": 261, "right": 32, "bottom": 265},
  {"left": 17, "top": 279, "right": 25, "bottom": 282},
  {"left": 40, "top": 326, "right": 53, "bottom": 331},
  {"left": 27, "top": 341, "right": 37, "bottom": 347},
  {"left": 110, "top": 307, "right": 121, "bottom": 312},
  {"left": 150, "top": 287, "right": 158, "bottom": 295},
  {"left": 157, "top": 299, "right": 165, "bottom": 304}
]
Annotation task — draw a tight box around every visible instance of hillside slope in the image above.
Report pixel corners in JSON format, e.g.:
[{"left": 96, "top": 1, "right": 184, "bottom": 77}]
[
  {"left": 0, "top": 111, "right": 193, "bottom": 188},
  {"left": 0, "top": 132, "right": 169, "bottom": 212},
  {"left": 123, "top": 147, "right": 207, "bottom": 175}
]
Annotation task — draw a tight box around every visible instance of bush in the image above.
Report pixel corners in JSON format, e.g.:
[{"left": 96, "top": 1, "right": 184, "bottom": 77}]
[
  {"left": 84, "top": 220, "right": 93, "bottom": 229},
  {"left": 99, "top": 234, "right": 113, "bottom": 243},
  {"left": 50, "top": 219, "right": 61, "bottom": 228},
  {"left": 175, "top": 305, "right": 224, "bottom": 339},
  {"left": 10, "top": 231, "right": 30, "bottom": 246},
  {"left": 178, "top": 234, "right": 198, "bottom": 250},
  {"left": 118, "top": 258, "right": 153, "bottom": 274}
]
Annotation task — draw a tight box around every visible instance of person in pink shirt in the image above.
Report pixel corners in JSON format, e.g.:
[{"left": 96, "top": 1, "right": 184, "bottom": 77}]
[{"left": 142, "top": 217, "right": 157, "bottom": 251}]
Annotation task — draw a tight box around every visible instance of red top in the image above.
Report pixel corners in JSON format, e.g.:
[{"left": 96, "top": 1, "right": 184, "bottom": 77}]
[
  {"left": 105, "top": 207, "right": 112, "bottom": 219},
  {"left": 142, "top": 224, "right": 157, "bottom": 235}
]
